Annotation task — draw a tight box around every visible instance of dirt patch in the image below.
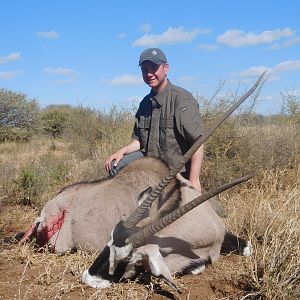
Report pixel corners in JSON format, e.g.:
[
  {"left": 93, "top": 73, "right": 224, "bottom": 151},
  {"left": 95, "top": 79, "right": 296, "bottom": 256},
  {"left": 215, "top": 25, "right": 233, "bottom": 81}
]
[
  {"left": 0, "top": 206, "right": 254, "bottom": 300},
  {"left": 0, "top": 244, "right": 251, "bottom": 300}
]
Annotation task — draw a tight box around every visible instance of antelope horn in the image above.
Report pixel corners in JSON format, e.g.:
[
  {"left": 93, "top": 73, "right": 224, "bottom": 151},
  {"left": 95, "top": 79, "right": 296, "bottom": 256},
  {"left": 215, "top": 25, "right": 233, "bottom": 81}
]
[
  {"left": 124, "top": 71, "right": 267, "bottom": 229},
  {"left": 127, "top": 173, "right": 254, "bottom": 247}
]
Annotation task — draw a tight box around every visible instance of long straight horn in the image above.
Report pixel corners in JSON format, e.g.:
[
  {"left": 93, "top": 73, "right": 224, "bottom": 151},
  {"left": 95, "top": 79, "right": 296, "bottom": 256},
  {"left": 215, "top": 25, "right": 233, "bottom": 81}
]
[
  {"left": 124, "top": 71, "right": 267, "bottom": 229},
  {"left": 127, "top": 173, "right": 254, "bottom": 247}
]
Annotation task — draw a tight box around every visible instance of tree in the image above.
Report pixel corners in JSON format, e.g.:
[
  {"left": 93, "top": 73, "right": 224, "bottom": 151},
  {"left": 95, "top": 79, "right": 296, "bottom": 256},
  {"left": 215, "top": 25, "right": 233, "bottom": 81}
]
[
  {"left": 0, "top": 89, "right": 40, "bottom": 141},
  {"left": 41, "top": 108, "right": 68, "bottom": 138}
]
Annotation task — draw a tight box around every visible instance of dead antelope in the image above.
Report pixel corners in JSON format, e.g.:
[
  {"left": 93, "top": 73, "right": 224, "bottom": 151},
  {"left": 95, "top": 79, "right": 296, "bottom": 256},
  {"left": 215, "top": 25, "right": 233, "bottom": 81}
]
[{"left": 82, "top": 72, "right": 267, "bottom": 289}]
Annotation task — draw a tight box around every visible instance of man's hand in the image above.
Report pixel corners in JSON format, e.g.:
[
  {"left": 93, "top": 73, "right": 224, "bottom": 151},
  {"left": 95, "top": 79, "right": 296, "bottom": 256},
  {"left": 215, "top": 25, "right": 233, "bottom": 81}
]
[
  {"left": 105, "top": 139, "right": 141, "bottom": 172},
  {"left": 105, "top": 150, "right": 124, "bottom": 172}
]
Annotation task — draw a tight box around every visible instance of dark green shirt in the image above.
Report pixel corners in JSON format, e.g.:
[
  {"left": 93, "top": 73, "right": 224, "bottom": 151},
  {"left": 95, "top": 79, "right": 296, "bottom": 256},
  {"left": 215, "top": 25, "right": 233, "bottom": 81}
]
[{"left": 132, "top": 80, "right": 204, "bottom": 172}]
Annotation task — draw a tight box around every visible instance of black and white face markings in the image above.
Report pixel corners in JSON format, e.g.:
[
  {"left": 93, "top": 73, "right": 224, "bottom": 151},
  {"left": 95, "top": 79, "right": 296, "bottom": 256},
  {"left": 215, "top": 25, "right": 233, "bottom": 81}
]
[
  {"left": 82, "top": 245, "right": 127, "bottom": 289},
  {"left": 82, "top": 220, "right": 139, "bottom": 288}
]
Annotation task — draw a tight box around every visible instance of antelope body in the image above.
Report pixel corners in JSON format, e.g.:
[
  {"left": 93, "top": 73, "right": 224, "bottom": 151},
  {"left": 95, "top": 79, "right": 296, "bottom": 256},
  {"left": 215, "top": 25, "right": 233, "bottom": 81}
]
[
  {"left": 81, "top": 72, "right": 267, "bottom": 289},
  {"left": 21, "top": 158, "right": 177, "bottom": 253},
  {"left": 81, "top": 162, "right": 251, "bottom": 289}
]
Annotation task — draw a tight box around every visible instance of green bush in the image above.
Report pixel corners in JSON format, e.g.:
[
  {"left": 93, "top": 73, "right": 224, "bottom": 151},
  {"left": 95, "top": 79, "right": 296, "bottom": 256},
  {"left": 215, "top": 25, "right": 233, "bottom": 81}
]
[
  {"left": 0, "top": 88, "right": 40, "bottom": 142},
  {"left": 17, "top": 165, "right": 42, "bottom": 206},
  {"left": 12, "top": 156, "right": 71, "bottom": 207},
  {"left": 0, "top": 127, "right": 33, "bottom": 142},
  {"left": 40, "top": 108, "right": 68, "bottom": 138},
  {"left": 62, "top": 105, "right": 133, "bottom": 160},
  {"left": 63, "top": 106, "right": 102, "bottom": 158}
]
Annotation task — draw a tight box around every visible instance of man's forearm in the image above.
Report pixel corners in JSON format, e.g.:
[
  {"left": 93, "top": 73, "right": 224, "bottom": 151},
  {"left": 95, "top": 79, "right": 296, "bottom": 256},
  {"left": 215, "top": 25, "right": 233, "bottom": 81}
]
[
  {"left": 121, "top": 139, "right": 141, "bottom": 155},
  {"left": 189, "top": 145, "right": 204, "bottom": 192}
]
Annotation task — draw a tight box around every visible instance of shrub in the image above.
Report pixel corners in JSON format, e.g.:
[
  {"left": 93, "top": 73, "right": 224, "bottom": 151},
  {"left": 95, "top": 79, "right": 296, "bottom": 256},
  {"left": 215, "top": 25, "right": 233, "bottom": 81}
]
[
  {"left": 40, "top": 108, "right": 68, "bottom": 138},
  {"left": 17, "top": 165, "right": 42, "bottom": 206},
  {"left": 63, "top": 105, "right": 133, "bottom": 160},
  {"left": 5, "top": 150, "right": 71, "bottom": 207},
  {"left": 0, "top": 88, "right": 40, "bottom": 142}
]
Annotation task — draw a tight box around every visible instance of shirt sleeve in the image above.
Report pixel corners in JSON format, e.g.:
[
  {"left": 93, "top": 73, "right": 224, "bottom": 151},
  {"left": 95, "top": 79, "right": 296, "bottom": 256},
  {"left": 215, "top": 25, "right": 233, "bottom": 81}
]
[
  {"left": 175, "top": 96, "right": 204, "bottom": 144},
  {"left": 132, "top": 117, "right": 140, "bottom": 141}
]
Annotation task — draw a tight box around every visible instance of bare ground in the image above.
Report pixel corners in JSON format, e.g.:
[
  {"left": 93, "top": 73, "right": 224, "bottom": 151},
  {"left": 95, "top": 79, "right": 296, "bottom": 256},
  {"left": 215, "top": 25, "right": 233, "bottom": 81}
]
[{"left": 0, "top": 206, "right": 255, "bottom": 300}]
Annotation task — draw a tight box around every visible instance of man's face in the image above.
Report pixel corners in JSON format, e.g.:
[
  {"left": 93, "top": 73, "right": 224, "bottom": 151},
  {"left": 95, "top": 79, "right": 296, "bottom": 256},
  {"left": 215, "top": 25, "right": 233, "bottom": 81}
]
[{"left": 140, "top": 61, "right": 169, "bottom": 92}]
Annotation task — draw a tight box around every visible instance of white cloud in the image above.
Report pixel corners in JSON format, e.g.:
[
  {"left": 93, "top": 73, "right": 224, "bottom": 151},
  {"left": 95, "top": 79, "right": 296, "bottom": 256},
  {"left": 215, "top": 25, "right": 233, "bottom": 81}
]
[
  {"left": 0, "top": 52, "right": 21, "bottom": 64},
  {"left": 197, "top": 44, "right": 218, "bottom": 51},
  {"left": 109, "top": 74, "right": 143, "bottom": 85},
  {"left": 269, "top": 43, "right": 280, "bottom": 51},
  {"left": 283, "top": 36, "right": 300, "bottom": 47},
  {"left": 272, "top": 60, "right": 300, "bottom": 73},
  {"left": 270, "top": 36, "right": 300, "bottom": 50},
  {"left": 43, "top": 67, "right": 78, "bottom": 76},
  {"left": 37, "top": 30, "right": 59, "bottom": 39},
  {"left": 0, "top": 70, "right": 22, "bottom": 80},
  {"left": 132, "top": 27, "right": 202, "bottom": 47},
  {"left": 117, "top": 33, "right": 126, "bottom": 39},
  {"left": 217, "top": 27, "right": 295, "bottom": 47},
  {"left": 232, "top": 59, "right": 300, "bottom": 82},
  {"left": 239, "top": 66, "right": 270, "bottom": 78},
  {"left": 140, "top": 23, "right": 152, "bottom": 33}
]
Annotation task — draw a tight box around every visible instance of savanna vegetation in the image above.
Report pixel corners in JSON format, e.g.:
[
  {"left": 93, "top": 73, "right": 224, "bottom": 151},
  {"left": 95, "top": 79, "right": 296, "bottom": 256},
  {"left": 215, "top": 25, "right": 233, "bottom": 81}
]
[{"left": 0, "top": 87, "right": 299, "bottom": 299}]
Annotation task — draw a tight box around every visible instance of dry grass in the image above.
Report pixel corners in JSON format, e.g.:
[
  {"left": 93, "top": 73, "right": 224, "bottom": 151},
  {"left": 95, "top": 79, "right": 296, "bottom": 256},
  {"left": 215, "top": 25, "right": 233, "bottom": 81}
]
[
  {"left": 1, "top": 168, "right": 298, "bottom": 299},
  {"left": 0, "top": 106, "right": 299, "bottom": 299},
  {"left": 221, "top": 168, "right": 300, "bottom": 299}
]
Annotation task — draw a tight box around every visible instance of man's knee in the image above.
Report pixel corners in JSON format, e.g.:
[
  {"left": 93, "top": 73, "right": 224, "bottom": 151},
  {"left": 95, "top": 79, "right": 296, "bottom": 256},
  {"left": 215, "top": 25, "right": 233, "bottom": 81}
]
[{"left": 109, "top": 151, "right": 144, "bottom": 177}]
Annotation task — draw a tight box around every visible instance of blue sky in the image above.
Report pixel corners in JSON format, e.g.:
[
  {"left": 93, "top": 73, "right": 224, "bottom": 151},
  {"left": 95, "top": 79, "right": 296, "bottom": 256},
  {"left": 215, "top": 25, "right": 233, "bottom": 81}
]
[{"left": 1, "top": 1, "right": 299, "bottom": 114}]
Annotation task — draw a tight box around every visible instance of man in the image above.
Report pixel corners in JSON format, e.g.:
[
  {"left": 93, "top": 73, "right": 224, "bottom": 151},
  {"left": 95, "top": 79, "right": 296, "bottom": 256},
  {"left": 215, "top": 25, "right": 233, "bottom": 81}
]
[{"left": 105, "top": 48, "right": 204, "bottom": 192}]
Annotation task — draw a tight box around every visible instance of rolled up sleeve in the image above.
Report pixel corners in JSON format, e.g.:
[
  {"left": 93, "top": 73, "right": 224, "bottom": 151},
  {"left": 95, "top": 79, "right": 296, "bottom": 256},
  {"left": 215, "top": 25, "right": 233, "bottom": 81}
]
[
  {"left": 132, "top": 117, "right": 140, "bottom": 141},
  {"left": 175, "top": 97, "right": 204, "bottom": 144}
]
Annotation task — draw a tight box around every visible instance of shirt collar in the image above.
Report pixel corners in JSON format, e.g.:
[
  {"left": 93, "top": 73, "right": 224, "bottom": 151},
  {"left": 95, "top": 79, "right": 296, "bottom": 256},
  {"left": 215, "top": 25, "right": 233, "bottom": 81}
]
[{"left": 151, "top": 79, "right": 171, "bottom": 106}]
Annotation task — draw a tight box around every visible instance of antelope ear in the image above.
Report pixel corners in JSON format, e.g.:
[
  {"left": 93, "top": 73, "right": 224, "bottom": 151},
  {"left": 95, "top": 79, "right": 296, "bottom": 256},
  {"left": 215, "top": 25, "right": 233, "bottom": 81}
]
[
  {"left": 176, "top": 173, "right": 201, "bottom": 203},
  {"left": 141, "top": 244, "right": 178, "bottom": 291}
]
